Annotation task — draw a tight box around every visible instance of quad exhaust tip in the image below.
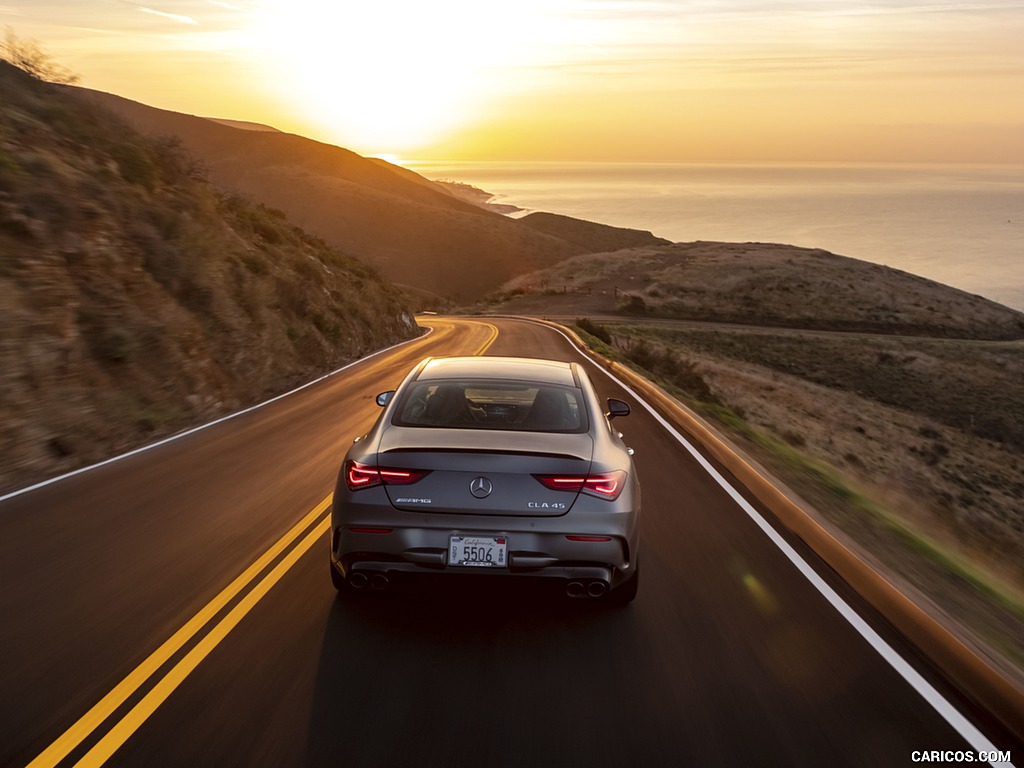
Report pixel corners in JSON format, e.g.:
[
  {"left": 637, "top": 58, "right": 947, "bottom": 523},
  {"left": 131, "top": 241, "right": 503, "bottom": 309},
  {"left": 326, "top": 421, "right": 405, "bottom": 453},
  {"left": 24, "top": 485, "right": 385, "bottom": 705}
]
[
  {"left": 348, "top": 571, "right": 390, "bottom": 590},
  {"left": 587, "top": 581, "right": 607, "bottom": 598},
  {"left": 348, "top": 572, "right": 369, "bottom": 589},
  {"left": 567, "top": 580, "right": 608, "bottom": 599}
]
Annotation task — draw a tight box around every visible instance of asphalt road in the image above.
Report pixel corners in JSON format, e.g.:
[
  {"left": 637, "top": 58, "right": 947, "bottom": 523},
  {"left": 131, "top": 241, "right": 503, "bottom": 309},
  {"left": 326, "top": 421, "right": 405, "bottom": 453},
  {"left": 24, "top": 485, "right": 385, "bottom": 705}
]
[{"left": 1, "top": 317, "right": 1018, "bottom": 767}]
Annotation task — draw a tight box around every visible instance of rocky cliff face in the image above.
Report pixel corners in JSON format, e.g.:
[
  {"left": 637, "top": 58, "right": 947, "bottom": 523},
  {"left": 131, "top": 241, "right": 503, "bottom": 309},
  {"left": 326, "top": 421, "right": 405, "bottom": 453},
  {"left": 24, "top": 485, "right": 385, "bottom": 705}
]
[{"left": 0, "top": 62, "right": 417, "bottom": 492}]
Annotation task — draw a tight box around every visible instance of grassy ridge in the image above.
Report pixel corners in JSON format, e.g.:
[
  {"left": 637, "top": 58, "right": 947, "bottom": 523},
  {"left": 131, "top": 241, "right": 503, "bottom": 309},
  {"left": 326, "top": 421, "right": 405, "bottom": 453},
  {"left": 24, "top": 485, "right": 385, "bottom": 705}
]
[{"left": 494, "top": 242, "right": 1024, "bottom": 340}]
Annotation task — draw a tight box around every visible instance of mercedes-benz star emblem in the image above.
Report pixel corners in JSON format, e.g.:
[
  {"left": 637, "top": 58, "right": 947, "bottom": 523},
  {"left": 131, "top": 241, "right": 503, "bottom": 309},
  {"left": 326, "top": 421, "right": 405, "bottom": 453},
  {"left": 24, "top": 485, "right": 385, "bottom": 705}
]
[{"left": 470, "top": 477, "right": 493, "bottom": 499}]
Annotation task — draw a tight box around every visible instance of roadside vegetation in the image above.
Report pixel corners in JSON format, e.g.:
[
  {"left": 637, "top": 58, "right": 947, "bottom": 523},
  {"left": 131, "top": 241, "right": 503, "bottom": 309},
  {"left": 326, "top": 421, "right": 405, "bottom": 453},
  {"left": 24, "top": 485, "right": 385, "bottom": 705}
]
[
  {"left": 0, "top": 51, "right": 416, "bottom": 492},
  {"left": 573, "top": 316, "right": 1024, "bottom": 676},
  {"left": 1, "top": 27, "right": 79, "bottom": 85}
]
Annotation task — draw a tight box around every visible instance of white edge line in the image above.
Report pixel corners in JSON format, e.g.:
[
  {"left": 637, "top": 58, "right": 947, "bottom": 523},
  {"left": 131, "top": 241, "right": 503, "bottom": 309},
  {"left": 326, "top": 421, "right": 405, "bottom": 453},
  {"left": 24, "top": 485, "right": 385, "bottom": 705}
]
[
  {"left": 542, "top": 320, "right": 1010, "bottom": 764},
  {"left": 0, "top": 326, "right": 435, "bottom": 504}
]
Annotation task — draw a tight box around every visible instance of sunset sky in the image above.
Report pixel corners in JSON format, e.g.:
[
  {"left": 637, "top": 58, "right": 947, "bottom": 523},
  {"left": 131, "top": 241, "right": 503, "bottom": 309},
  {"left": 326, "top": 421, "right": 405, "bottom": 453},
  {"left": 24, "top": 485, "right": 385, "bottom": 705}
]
[{"left": 3, "top": 1, "right": 1023, "bottom": 163}]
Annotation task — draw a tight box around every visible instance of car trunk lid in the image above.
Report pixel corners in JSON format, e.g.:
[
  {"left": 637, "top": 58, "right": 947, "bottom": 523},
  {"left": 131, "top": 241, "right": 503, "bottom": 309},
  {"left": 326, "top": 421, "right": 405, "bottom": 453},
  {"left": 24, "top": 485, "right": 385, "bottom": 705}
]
[{"left": 375, "top": 427, "right": 594, "bottom": 517}]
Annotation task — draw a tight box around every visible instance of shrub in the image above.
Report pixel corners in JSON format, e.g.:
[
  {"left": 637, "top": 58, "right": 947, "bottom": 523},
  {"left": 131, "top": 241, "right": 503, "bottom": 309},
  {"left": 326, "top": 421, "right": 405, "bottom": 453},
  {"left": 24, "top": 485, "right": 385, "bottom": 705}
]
[
  {"left": 240, "top": 250, "right": 269, "bottom": 276},
  {"left": 98, "top": 327, "right": 137, "bottom": 362},
  {"left": 252, "top": 216, "right": 284, "bottom": 244},
  {"left": 152, "top": 136, "right": 192, "bottom": 185},
  {"left": 575, "top": 317, "right": 611, "bottom": 344},
  {"left": 783, "top": 430, "right": 807, "bottom": 447},
  {"left": 109, "top": 141, "right": 157, "bottom": 190},
  {"left": 177, "top": 273, "right": 214, "bottom": 314},
  {"left": 312, "top": 312, "right": 341, "bottom": 343},
  {"left": 273, "top": 276, "right": 310, "bottom": 316},
  {"left": 1, "top": 28, "right": 79, "bottom": 84},
  {"left": 139, "top": 234, "right": 184, "bottom": 290},
  {"left": 619, "top": 294, "right": 648, "bottom": 315},
  {"left": 619, "top": 336, "right": 719, "bottom": 404}
]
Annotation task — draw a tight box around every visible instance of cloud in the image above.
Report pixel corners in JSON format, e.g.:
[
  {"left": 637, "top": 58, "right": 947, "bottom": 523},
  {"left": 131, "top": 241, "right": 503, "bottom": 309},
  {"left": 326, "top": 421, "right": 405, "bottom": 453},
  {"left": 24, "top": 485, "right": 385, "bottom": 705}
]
[{"left": 137, "top": 6, "right": 199, "bottom": 25}]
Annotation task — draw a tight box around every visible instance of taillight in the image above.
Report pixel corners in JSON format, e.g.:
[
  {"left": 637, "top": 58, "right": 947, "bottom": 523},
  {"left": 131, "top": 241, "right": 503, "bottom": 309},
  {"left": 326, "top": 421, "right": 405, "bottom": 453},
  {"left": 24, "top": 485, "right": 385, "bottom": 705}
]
[
  {"left": 583, "top": 471, "right": 626, "bottom": 500},
  {"left": 378, "top": 468, "right": 430, "bottom": 485},
  {"left": 533, "top": 470, "right": 626, "bottom": 501},
  {"left": 533, "top": 475, "right": 586, "bottom": 492},
  {"left": 346, "top": 461, "right": 381, "bottom": 490},
  {"left": 345, "top": 461, "right": 431, "bottom": 491}
]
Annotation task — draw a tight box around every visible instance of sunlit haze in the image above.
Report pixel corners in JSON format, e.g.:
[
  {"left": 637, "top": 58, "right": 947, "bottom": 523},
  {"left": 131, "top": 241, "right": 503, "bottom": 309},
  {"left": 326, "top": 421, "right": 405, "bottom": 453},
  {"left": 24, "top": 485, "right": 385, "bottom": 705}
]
[{"left": 4, "top": 1, "right": 1023, "bottom": 162}]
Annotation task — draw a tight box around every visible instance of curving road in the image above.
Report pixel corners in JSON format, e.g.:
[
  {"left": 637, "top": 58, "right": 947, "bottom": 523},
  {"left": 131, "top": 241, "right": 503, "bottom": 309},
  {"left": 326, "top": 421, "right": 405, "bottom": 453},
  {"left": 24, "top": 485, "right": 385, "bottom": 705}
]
[{"left": 0, "top": 317, "right": 1018, "bottom": 767}]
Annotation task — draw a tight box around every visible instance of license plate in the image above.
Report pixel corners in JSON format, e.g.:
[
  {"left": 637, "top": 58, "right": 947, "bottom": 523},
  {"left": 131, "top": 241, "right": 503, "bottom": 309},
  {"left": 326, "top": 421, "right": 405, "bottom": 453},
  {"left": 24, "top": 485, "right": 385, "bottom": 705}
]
[{"left": 448, "top": 535, "right": 507, "bottom": 568}]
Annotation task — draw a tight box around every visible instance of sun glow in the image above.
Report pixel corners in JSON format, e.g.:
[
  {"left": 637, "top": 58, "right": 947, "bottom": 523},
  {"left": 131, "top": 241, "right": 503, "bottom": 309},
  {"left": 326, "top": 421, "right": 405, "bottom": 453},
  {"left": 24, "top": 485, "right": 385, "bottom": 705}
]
[
  {"left": 252, "top": 0, "right": 591, "bottom": 155},
  {"left": 8, "top": 0, "right": 1022, "bottom": 163}
]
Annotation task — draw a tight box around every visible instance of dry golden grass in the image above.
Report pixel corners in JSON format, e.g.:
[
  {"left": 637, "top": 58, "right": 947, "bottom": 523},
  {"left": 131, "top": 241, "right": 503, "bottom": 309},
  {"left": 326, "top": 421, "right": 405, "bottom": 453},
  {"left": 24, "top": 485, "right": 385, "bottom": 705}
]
[
  {"left": 1, "top": 62, "right": 417, "bottom": 492},
  {"left": 482, "top": 240, "right": 1024, "bottom": 680},
  {"left": 494, "top": 242, "right": 1024, "bottom": 340},
  {"left": 605, "top": 320, "right": 1024, "bottom": 680}
]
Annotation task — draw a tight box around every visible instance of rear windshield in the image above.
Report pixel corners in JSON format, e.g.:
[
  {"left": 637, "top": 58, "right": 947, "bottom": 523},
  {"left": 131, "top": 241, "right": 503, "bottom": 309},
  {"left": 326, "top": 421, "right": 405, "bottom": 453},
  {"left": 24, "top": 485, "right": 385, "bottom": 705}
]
[{"left": 393, "top": 380, "right": 588, "bottom": 433}]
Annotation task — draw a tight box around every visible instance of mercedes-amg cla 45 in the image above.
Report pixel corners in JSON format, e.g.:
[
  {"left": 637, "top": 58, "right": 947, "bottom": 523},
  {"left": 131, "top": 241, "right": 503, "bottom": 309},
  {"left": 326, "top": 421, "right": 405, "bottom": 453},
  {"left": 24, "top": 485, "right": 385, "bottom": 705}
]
[{"left": 330, "top": 356, "right": 641, "bottom": 601}]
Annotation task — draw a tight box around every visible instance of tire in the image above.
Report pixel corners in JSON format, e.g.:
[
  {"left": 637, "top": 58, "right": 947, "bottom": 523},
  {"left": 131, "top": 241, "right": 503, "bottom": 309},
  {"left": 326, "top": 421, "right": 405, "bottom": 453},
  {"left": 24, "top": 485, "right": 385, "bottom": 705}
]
[{"left": 606, "top": 561, "right": 640, "bottom": 603}]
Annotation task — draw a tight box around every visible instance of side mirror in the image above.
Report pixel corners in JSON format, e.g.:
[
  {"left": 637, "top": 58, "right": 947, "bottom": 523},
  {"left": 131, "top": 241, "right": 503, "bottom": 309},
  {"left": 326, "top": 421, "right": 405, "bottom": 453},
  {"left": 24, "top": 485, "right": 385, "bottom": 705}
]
[
  {"left": 375, "top": 391, "right": 395, "bottom": 407},
  {"left": 606, "top": 398, "right": 630, "bottom": 419}
]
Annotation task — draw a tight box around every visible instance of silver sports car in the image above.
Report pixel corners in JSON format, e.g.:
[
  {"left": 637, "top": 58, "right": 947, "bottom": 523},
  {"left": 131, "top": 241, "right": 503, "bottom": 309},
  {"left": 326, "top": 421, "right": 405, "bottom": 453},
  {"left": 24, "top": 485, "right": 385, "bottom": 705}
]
[{"left": 330, "top": 356, "right": 641, "bottom": 601}]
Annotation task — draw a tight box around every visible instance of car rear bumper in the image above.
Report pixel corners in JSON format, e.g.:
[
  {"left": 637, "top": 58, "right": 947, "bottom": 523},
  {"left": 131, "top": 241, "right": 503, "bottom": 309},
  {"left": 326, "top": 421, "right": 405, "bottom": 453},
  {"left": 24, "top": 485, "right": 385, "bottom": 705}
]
[
  {"left": 334, "top": 557, "right": 615, "bottom": 585},
  {"left": 331, "top": 517, "right": 637, "bottom": 589}
]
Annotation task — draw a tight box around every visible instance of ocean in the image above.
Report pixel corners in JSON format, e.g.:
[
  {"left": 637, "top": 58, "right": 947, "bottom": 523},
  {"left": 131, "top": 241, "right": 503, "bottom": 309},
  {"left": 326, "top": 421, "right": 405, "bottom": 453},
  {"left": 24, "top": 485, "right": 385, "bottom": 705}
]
[{"left": 407, "top": 161, "right": 1024, "bottom": 312}]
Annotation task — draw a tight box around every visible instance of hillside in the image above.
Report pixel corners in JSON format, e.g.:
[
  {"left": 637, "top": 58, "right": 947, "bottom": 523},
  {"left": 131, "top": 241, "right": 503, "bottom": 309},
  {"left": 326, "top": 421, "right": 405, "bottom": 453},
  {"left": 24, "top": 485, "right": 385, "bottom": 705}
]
[
  {"left": 481, "top": 239, "right": 1024, "bottom": 677},
  {"left": 518, "top": 212, "right": 671, "bottom": 252},
  {"left": 490, "top": 242, "right": 1024, "bottom": 340},
  {"left": 0, "top": 61, "right": 417, "bottom": 492},
  {"left": 73, "top": 89, "right": 666, "bottom": 302}
]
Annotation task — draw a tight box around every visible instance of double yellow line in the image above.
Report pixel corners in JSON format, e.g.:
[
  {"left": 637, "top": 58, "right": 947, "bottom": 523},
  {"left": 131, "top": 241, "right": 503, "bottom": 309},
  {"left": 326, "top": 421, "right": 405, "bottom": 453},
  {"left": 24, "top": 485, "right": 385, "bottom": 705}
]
[
  {"left": 31, "top": 318, "right": 499, "bottom": 767},
  {"left": 416, "top": 318, "right": 496, "bottom": 357},
  {"left": 28, "top": 496, "right": 333, "bottom": 768},
  {"left": 473, "top": 321, "right": 498, "bottom": 356}
]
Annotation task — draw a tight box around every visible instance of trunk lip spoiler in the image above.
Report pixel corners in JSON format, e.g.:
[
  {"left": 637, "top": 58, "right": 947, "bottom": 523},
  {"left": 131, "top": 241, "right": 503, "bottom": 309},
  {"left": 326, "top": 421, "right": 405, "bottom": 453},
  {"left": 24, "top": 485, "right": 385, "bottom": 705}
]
[{"left": 379, "top": 447, "right": 590, "bottom": 462}]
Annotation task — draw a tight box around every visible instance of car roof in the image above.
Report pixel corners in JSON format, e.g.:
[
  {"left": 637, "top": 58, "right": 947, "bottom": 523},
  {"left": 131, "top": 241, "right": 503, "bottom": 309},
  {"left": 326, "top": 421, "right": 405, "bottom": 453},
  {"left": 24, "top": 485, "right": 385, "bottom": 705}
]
[{"left": 417, "top": 356, "right": 578, "bottom": 387}]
